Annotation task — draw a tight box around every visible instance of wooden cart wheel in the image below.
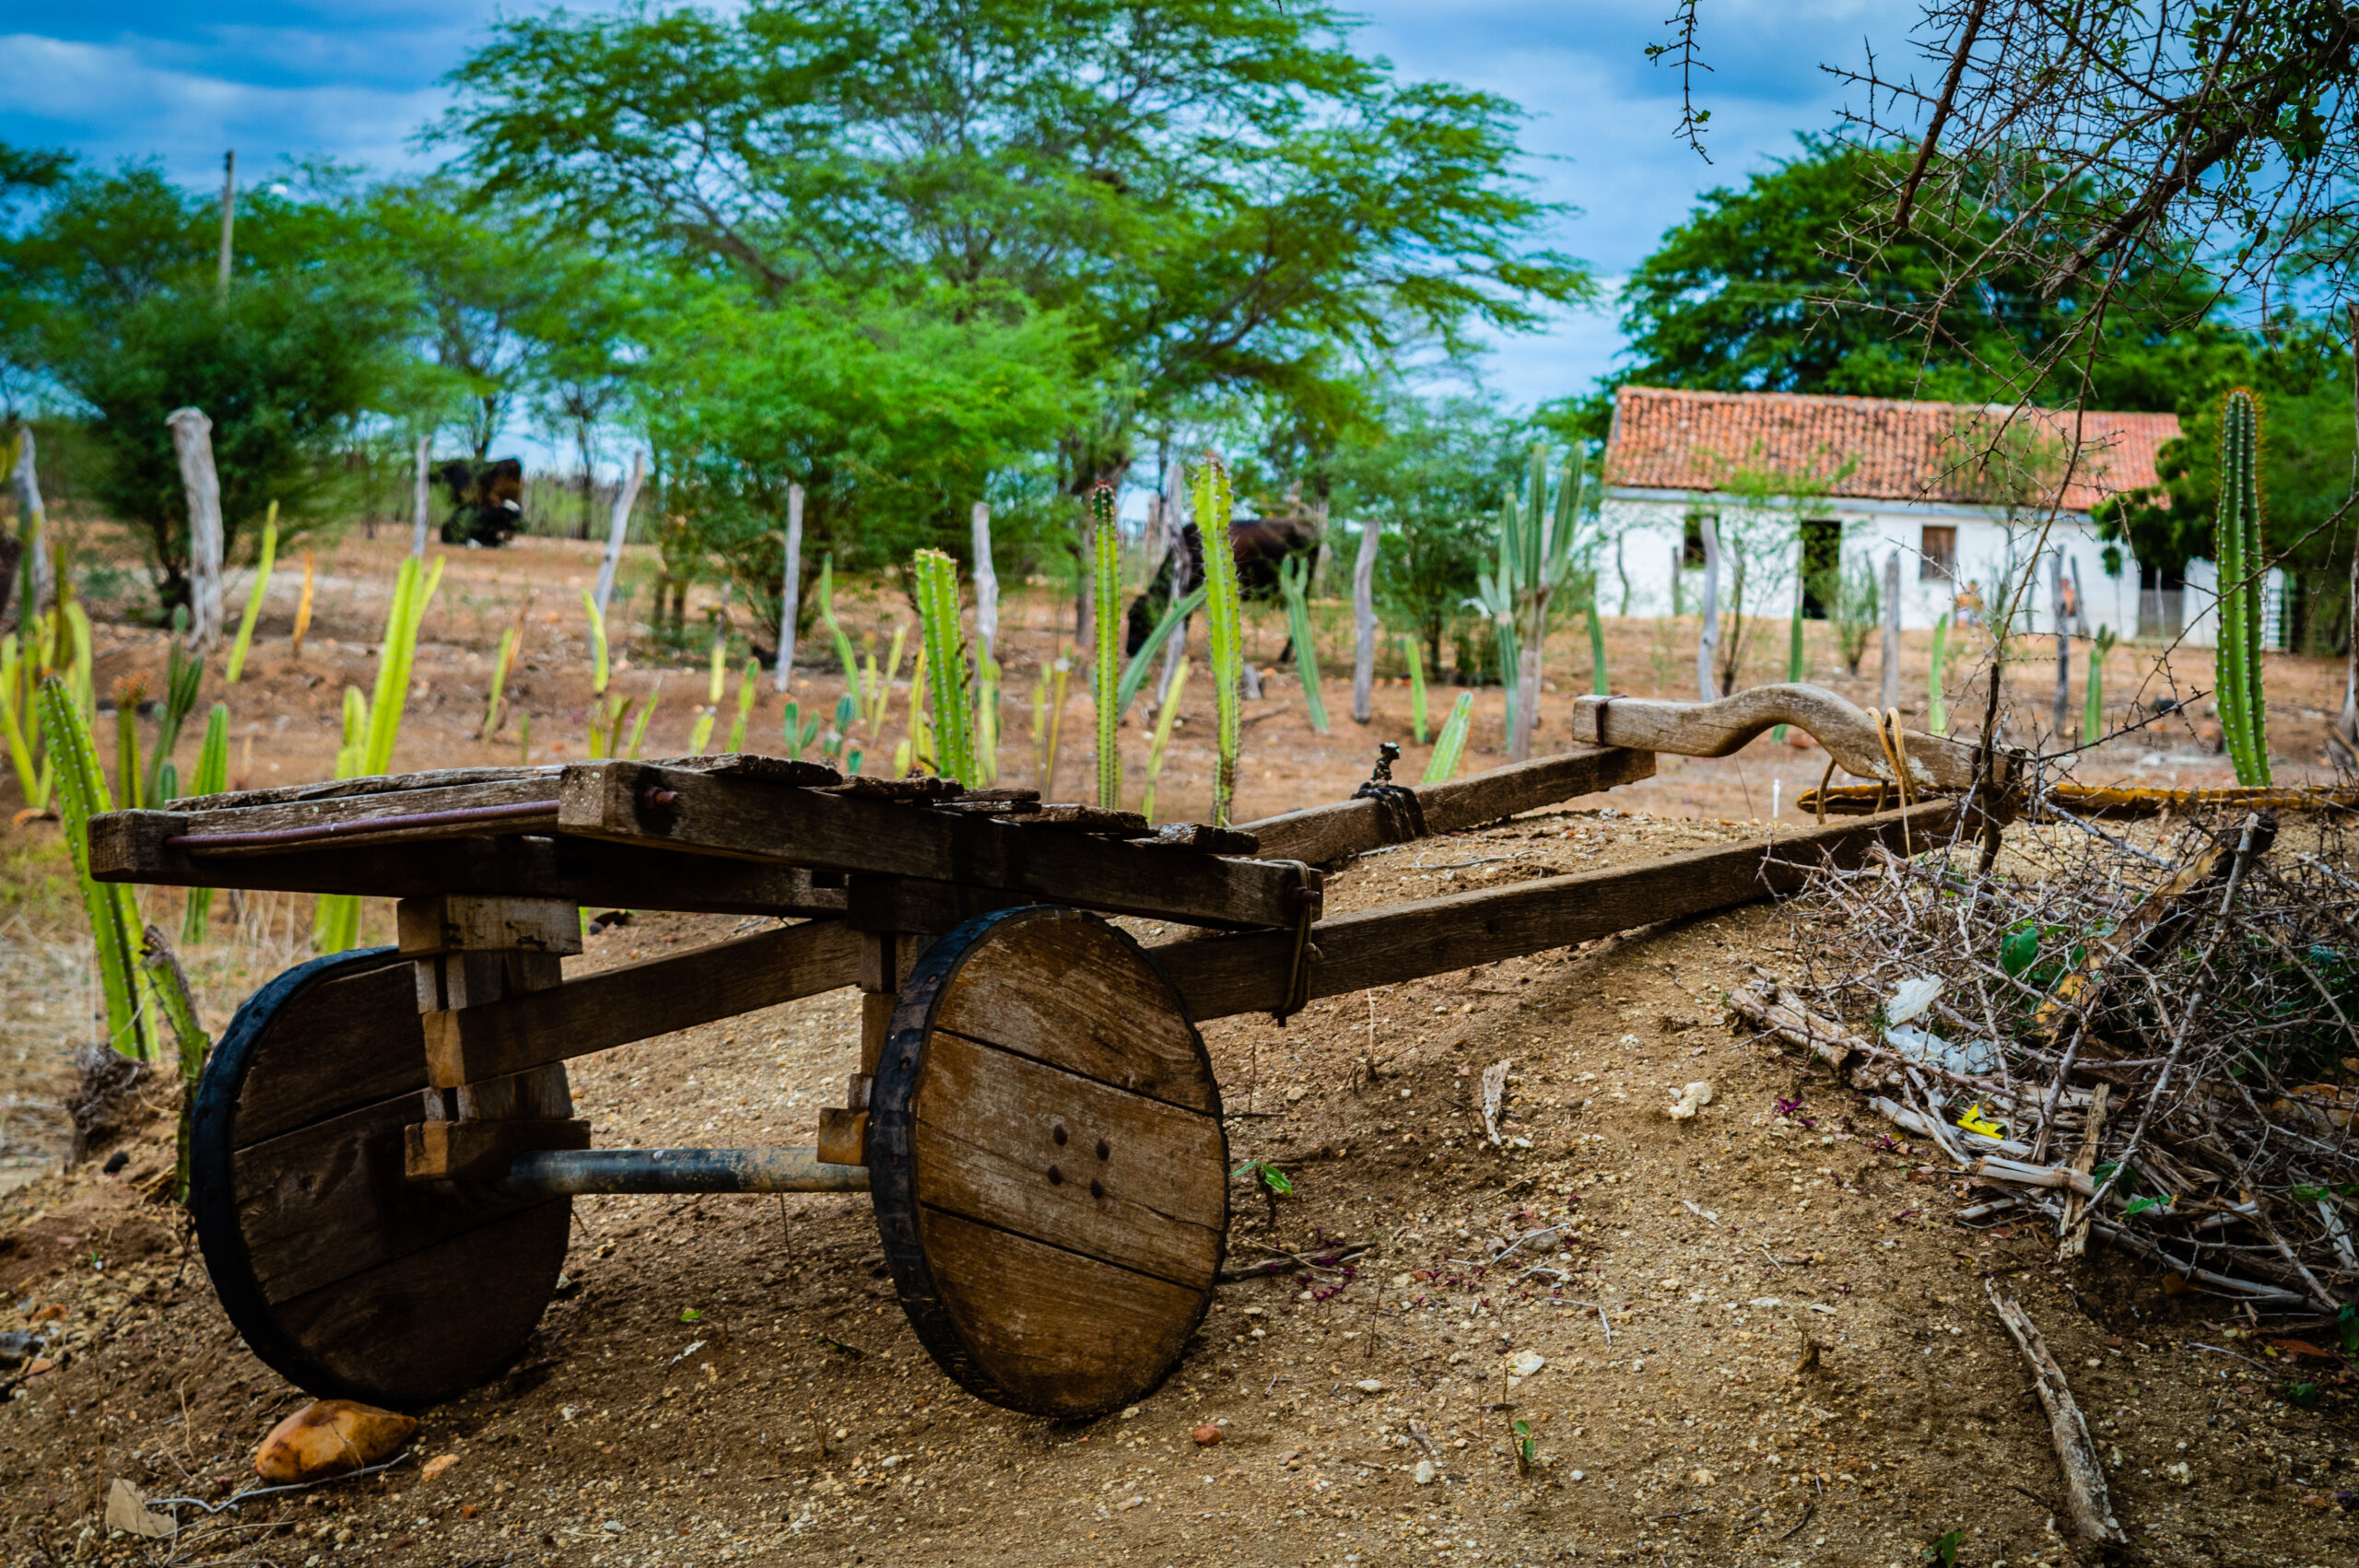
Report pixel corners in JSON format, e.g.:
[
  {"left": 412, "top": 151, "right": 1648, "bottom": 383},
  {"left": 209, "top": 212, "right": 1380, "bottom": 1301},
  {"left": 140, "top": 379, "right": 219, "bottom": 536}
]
[
  {"left": 869, "top": 905, "right": 1227, "bottom": 1419},
  {"left": 190, "top": 949, "right": 572, "bottom": 1410}
]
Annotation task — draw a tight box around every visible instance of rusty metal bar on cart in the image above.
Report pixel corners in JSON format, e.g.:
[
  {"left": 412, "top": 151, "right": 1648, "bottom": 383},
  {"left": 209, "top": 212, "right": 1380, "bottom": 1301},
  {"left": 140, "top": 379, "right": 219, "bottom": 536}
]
[{"left": 502, "top": 1146, "right": 871, "bottom": 1196}]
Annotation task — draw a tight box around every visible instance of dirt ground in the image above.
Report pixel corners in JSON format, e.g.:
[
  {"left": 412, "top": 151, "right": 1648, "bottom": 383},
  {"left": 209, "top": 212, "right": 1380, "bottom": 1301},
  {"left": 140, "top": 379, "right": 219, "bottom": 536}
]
[{"left": 0, "top": 532, "right": 2353, "bottom": 1566}]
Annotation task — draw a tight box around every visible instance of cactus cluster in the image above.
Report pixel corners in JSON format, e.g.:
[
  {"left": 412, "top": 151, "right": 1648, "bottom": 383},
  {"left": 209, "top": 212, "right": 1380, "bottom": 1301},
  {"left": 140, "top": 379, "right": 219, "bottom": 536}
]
[
  {"left": 1194, "top": 458, "right": 1244, "bottom": 825},
  {"left": 912, "top": 548, "right": 975, "bottom": 784},
  {"left": 2214, "top": 389, "right": 2270, "bottom": 786}
]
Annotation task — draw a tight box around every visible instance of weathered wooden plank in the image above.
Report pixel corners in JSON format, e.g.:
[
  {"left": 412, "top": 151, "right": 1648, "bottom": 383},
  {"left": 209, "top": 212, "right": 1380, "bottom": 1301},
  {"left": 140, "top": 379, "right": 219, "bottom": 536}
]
[
  {"left": 172, "top": 765, "right": 565, "bottom": 813},
  {"left": 911, "top": 1032, "right": 1223, "bottom": 1286},
  {"left": 929, "top": 914, "right": 1216, "bottom": 1112},
  {"left": 397, "top": 895, "right": 582, "bottom": 957},
  {"left": 911, "top": 1206, "right": 1210, "bottom": 1418},
  {"left": 230, "top": 959, "right": 426, "bottom": 1147},
  {"left": 263, "top": 1200, "right": 571, "bottom": 1408},
  {"left": 231, "top": 1091, "right": 556, "bottom": 1304},
  {"left": 421, "top": 919, "right": 860, "bottom": 1087},
  {"left": 1239, "top": 745, "right": 1656, "bottom": 865},
  {"left": 1567, "top": 684, "right": 1999, "bottom": 793},
  {"left": 89, "top": 826, "right": 846, "bottom": 917},
  {"left": 1156, "top": 803, "right": 1961, "bottom": 1020},
  {"left": 132, "top": 778, "right": 564, "bottom": 854},
  {"left": 556, "top": 760, "right": 1304, "bottom": 928}
]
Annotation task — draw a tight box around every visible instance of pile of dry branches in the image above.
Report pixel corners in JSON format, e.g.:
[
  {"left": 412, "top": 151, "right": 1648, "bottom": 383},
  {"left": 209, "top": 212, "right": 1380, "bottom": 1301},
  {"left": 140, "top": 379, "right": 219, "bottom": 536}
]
[{"left": 1737, "top": 807, "right": 2358, "bottom": 1320}]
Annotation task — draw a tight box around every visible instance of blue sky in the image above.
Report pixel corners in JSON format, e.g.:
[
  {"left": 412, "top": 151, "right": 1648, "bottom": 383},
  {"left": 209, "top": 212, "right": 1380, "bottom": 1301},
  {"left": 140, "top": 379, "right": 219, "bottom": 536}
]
[{"left": 1, "top": 1, "right": 1914, "bottom": 427}]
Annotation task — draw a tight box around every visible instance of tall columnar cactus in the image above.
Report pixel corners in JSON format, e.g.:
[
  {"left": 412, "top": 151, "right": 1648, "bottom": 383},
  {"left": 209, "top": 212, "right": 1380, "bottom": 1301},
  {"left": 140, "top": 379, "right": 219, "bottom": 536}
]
[
  {"left": 912, "top": 548, "right": 975, "bottom": 784},
  {"left": 1473, "top": 442, "right": 1589, "bottom": 761},
  {"left": 1277, "top": 553, "right": 1330, "bottom": 733},
  {"left": 2215, "top": 389, "right": 2270, "bottom": 785},
  {"left": 1195, "top": 457, "right": 1244, "bottom": 825},
  {"left": 1090, "top": 486, "right": 1122, "bottom": 807},
  {"left": 38, "top": 676, "right": 152, "bottom": 1059}
]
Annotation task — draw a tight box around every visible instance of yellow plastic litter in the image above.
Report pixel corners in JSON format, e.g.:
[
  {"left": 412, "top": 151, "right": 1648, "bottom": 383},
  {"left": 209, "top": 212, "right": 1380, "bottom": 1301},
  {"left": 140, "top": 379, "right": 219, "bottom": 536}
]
[{"left": 1955, "top": 1104, "right": 2008, "bottom": 1139}]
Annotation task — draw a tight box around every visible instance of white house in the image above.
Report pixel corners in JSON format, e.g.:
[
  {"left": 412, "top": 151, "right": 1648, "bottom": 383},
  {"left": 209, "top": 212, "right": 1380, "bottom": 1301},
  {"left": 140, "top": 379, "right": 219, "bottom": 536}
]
[{"left": 1597, "top": 385, "right": 2277, "bottom": 648}]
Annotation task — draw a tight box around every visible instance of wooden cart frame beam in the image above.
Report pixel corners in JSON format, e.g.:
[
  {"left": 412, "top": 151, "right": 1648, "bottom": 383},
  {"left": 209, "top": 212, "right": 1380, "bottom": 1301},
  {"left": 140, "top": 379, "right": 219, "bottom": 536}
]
[{"left": 1154, "top": 802, "right": 1961, "bottom": 1020}]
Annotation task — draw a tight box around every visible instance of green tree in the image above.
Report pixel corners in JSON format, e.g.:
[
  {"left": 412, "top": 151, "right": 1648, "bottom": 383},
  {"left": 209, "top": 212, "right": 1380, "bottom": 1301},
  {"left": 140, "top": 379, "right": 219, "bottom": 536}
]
[
  {"left": 2, "top": 159, "right": 410, "bottom": 605},
  {"left": 1590, "top": 136, "right": 2237, "bottom": 423},
  {"left": 635, "top": 279, "right": 1086, "bottom": 630},
  {"left": 438, "top": 0, "right": 1589, "bottom": 483},
  {"left": 1327, "top": 388, "right": 1520, "bottom": 675},
  {"left": 2097, "top": 321, "right": 2358, "bottom": 650}
]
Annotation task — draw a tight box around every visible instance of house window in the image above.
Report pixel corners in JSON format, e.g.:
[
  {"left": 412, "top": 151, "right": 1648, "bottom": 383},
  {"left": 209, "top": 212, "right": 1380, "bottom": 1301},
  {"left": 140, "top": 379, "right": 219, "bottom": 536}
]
[
  {"left": 1799, "top": 519, "right": 1841, "bottom": 617},
  {"left": 1919, "top": 525, "right": 1957, "bottom": 581},
  {"left": 1681, "top": 512, "right": 1711, "bottom": 568}
]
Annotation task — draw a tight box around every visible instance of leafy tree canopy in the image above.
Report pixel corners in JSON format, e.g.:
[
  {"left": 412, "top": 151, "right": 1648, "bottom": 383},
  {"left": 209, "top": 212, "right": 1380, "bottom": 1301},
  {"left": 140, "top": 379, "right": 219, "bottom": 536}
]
[
  {"left": 637, "top": 278, "right": 1087, "bottom": 624},
  {"left": 1576, "top": 136, "right": 2240, "bottom": 431},
  {"left": 2096, "top": 320, "right": 2357, "bottom": 604},
  {"left": 438, "top": 0, "right": 1590, "bottom": 478}
]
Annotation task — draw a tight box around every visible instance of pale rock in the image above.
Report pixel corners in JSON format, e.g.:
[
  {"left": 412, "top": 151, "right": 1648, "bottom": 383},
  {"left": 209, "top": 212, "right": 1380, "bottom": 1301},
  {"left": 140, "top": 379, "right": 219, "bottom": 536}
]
[
  {"left": 254, "top": 1400, "right": 418, "bottom": 1483},
  {"left": 1507, "top": 1351, "right": 1545, "bottom": 1377},
  {"left": 1667, "top": 1082, "right": 1714, "bottom": 1120},
  {"left": 1413, "top": 1459, "right": 1436, "bottom": 1485}
]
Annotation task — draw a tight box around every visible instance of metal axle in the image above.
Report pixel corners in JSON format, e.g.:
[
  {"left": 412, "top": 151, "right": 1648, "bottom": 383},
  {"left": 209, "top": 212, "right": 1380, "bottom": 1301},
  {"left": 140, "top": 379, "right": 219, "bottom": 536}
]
[{"left": 503, "top": 1146, "right": 870, "bottom": 1196}]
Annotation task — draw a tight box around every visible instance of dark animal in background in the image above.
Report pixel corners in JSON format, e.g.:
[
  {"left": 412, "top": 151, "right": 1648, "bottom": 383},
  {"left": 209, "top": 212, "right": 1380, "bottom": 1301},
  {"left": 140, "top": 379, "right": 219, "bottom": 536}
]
[
  {"left": 438, "top": 458, "right": 527, "bottom": 547},
  {"left": 1123, "top": 515, "right": 1320, "bottom": 656}
]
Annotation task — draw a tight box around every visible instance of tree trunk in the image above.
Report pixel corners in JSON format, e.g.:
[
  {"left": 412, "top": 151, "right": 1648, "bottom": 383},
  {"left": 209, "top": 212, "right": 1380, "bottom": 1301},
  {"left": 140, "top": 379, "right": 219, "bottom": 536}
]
[
  {"left": 166, "top": 408, "right": 225, "bottom": 650},
  {"left": 971, "top": 499, "right": 999, "bottom": 667},
  {"left": 12, "top": 427, "right": 52, "bottom": 617},
  {"left": 410, "top": 434, "right": 432, "bottom": 556},
  {"left": 1880, "top": 549, "right": 1902, "bottom": 711},
  {"left": 593, "top": 451, "right": 647, "bottom": 622},
  {"left": 1350, "top": 519, "right": 1380, "bottom": 724},
  {"left": 1695, "top": 516, "right": 1720, "bottom": 701},
  {"left": 774, "top": 483, "right": 805, "bottom": 692}
]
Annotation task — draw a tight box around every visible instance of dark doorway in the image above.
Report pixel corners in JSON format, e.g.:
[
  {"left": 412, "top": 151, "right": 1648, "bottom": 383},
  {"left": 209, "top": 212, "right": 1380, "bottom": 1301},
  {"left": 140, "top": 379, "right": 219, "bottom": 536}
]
[{"left": 1800, "top": 519, "right": 1842, "bottom": 617}]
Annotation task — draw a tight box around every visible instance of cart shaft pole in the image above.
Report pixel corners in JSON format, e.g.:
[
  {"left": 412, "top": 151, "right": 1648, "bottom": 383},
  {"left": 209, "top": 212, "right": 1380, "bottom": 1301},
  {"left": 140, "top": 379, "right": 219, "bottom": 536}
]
[{"left": 504, "top": 1147, "right": 871, "bottom": 1196}]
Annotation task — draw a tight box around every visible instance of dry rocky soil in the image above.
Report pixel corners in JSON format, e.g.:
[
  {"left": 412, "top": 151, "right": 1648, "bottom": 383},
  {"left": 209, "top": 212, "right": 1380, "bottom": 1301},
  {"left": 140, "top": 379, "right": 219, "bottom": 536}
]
[{"left": 0, "top": 532, "right": 2353, "bottom": 1566}]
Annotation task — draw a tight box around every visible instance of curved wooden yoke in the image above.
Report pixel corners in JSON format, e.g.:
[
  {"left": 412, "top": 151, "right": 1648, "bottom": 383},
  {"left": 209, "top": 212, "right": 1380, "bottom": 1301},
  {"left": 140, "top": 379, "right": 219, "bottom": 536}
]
[{"left": 1567, "top": 684, "right": 2008, "bottom": 795}]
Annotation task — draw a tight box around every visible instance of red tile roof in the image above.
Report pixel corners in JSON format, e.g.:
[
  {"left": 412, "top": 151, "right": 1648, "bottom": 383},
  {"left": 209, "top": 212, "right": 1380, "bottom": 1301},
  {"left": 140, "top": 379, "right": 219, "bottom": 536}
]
[{"left": 1603, "top": 386, "right": 2180, "bottom": 513}]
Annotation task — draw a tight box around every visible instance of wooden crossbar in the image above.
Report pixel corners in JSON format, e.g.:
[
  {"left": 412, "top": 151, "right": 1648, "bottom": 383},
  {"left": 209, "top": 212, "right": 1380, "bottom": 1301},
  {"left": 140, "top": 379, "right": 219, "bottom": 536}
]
[
  {"left": 1238, "top": 745, "right": 1654, "bottom": 865},
  {"left": 1152, "top": 802, "right": 1961, "bottom": 1021},
  {"left": 1567, "top": 685, "right": 2000, "bottom": 794}
]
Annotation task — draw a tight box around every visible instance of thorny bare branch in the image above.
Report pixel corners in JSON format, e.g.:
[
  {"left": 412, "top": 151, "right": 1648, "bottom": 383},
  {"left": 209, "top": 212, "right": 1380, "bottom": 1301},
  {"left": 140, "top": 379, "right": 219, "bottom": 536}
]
[{"left": 1756, "top": 803, "right": 2359, "bottom": 1315}]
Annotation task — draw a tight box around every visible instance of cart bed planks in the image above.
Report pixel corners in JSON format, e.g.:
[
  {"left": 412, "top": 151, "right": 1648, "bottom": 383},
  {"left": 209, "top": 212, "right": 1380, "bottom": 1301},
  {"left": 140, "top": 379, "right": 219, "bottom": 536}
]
[{"left": 555, "top": 761, "right": 1301, "bottom": 928}]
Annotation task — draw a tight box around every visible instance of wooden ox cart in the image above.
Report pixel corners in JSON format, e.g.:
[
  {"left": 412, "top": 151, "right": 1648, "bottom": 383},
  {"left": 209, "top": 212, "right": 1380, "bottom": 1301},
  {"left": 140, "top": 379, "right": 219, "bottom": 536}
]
[{"left": 88, "top": 685, "right": 1991, "bottom": 1419}]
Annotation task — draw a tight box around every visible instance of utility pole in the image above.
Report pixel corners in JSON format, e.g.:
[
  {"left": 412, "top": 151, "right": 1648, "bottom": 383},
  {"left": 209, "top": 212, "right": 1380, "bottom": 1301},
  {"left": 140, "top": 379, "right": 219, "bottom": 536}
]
[{"left": 217, "top": 151, "right": 236, "bottom": 299}]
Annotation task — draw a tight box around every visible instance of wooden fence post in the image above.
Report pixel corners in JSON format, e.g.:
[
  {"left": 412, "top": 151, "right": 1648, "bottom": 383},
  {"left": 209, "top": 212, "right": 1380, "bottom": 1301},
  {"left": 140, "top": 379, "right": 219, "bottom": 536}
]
[
  {"left": 971, "top": 500, "right": 999, "bottom": 667},
  {"left": 166, "top": 408, "right": 225, "bottom": 649},
  {"left": 593, "top": 451, "right": 648, "bottom": 622},
  {"left": 12, "top": 427, "right": 52, "bottom": 617},
  {"left": 1350, "top": 519, "right": 1380, "bottom": 724},
  {"left": 1881, "top": 549, "right": 1903, "bottom": 710},
  {"left": 774, "top": 482, "right": 805, "bottom": 693},
  {"left": 2052, "top": 551, "right": 2071, "bottom": 739},
  {"left": 1695, "top": 515, "right": 1720, "bottom": 701},
  {"left": 410, "top": 434, "right": 432, "bottom": 557}
]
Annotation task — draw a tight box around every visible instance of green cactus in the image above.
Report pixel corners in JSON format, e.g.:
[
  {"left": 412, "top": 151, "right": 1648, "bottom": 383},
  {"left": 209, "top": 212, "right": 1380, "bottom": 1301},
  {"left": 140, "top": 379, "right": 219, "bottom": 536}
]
[
  {"left": 1091, "top": 486, "right": 1122, "bottom": 807},
  {"left": 2085, "top": 624, "right": 2117, "bottom": 743},
  {"left": 1471, "top": 442, "right": 1589, "bottom": 760},
  {"left": 1195, "top": 458, "right": 1244, "bottom": 825},
  {"left": 1928, "top": 613, "right": 1950, "bottom": 735},
  {"left": 912, "top": 548, "right": 974, "bottom": 784},
  {"left": 39, "top": 676, "right": 152, "bottom": 1059},
  {"left": 1402, "top": 634, "right": 1429, "bottom": 743},
  {"left": 1422, "top": 690, "right": 1476, "bottom": 783},
  {"left": 2215, "top": 389, "right": 2270, "bottom": 785},
  {"left": 1277, "top": 553, "right": 1330, "bottom": 734}
]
